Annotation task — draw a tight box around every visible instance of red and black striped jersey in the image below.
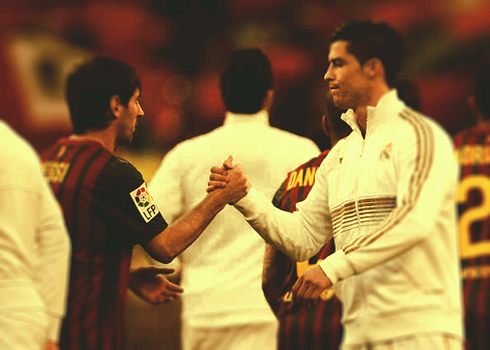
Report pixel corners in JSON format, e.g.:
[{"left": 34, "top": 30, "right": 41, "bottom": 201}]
[
  {"left": 453, "top": 125, "right": 490, "bottom": 350},
  {"left": 42, "top": 138, "right": 167, "bottom": 350},
  {"left": 268, "top": 150, "right": 343, "bottom": 350}
]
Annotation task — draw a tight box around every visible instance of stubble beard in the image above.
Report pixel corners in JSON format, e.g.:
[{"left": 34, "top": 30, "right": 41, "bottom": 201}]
[
  {"left": 332, "top": 93, "right": 350, "bottom": 110},
  {"left": 116, "top": 126, "right": 134, "bottom": 147}
]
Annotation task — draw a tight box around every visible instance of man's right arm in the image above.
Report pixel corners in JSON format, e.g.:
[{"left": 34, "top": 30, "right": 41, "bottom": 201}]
[{"left": 209, "top": 158, "right": 333, "bottom": 261}]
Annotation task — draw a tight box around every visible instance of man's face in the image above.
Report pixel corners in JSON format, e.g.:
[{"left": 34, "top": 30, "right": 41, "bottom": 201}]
[
  {"left": 117, "top": 88, "right": 144, "bottom": 145},
  {"left": 324, "top": 40, "right": 369, "bottom": 111}
]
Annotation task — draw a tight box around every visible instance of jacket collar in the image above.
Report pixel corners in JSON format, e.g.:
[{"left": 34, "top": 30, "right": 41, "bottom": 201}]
[
  {"left": 223, "top": 110, "right": 270, "bottom": 127},
  {"left": 341, "top": 89, "right": 405, "bottom": 137}
]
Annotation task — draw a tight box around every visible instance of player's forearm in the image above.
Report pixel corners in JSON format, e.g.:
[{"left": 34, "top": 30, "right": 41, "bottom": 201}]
[{"left": 143, "top": 190, "right": 226, "bottom": 263}]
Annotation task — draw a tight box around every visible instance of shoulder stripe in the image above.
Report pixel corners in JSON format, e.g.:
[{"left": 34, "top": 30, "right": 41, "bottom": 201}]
[{"left": 342, "top": 109, "right": 434, "bottom": 254}]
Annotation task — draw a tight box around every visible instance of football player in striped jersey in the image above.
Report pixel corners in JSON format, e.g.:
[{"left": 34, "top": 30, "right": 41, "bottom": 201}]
[
  {"left": 453, "top": 62, "right": 490, "bottom": 350},
  {"left": 42, "top": 56, "right": 246, "bottom": 350}
]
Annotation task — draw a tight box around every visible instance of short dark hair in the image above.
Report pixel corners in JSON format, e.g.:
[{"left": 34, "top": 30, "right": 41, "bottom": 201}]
[
  {"left": 330, "top": 21, "right": 404, "bottom": 86},
  {"left": 220, "top": 49, "right": 274, "bottom": 114},
  {"left": 475, "top": 63, "right": 490, "bottom": 120},
  {"left": 66, "top": 56, "right": 141, "bottom": 134}
]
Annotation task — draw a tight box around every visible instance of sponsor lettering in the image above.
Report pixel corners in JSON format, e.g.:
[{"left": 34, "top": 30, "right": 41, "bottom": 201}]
[
  {"left": 455, "top": 145, "right": 490, "bottom": 165},
  {"left": 286, "top": 167, "right": 318, "bottom": 191},
  {"left": 43, "top": 161, "right": 70, "bottom": 183},
  {"left": 462, "top": 265, "right": 490, "bottom": 279}
]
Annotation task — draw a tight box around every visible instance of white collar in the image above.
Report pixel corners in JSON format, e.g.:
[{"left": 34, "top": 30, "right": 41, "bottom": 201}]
[
  {"left": 341, "top": 89, "right": 404, "bottom": 136},
  {"left": 223, "top": 110, "right": 270, "bottom": 127}
]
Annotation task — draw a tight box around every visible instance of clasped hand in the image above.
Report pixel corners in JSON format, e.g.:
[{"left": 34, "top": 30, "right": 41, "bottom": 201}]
[{"left": 207, "top": 155, "right": 250, "bottom": 204}]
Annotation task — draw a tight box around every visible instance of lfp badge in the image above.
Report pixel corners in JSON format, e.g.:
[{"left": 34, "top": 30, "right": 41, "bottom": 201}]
[{"left": 130, "top": 183, "right": 159, "bottom": 223}]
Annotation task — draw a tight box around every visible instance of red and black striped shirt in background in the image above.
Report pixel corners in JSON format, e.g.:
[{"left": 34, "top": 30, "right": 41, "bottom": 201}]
[
  {"left": 266, "top": 150, "right": 342, "bottom": 350},
  {"left": 453, "top": 126, "right": 490, "bottom": 350},
  {"left": 42, "top": 138, "right": 168, "bottom": 350}
]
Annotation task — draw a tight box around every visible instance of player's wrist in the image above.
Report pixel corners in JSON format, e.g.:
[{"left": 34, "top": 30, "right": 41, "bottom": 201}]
[{"left": 204, "top": 190, "right": 228, "bottom": 213}]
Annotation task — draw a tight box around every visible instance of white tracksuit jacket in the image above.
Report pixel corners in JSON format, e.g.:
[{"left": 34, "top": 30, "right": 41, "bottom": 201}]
[{"left": 233, "top": 90, "right": 464, "bottom": 345}]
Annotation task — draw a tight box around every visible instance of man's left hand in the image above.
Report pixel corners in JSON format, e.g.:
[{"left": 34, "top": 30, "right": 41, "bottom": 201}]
[
  {"left": 291, "top": 265, "right": 332, "bottom": 306},
  {"left": 129, "top": 266, "right": 184, "bottom": 304}
]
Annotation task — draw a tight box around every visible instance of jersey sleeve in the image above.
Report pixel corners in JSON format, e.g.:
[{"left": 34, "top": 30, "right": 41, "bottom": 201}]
[
  {"left": 272, "top": 178, "right": 287, "bottom": 209},
  {"left": 94, "top": 158, "right": 168, "bottom": 245}
]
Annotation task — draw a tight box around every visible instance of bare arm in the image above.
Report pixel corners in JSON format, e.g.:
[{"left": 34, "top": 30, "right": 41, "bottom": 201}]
[
  {"left": 142, "top": 191, "right": 225, "bottom": 263},
  {"left": 143, "top": 162, "right": 249, "bottom": 263}
]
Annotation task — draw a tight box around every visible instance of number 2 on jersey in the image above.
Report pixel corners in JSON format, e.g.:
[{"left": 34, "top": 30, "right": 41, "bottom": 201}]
[{"left": 457, "top": 175, "right": 490, "bottom": 258}]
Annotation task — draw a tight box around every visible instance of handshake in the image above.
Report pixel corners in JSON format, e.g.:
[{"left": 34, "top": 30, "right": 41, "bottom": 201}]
[
  {"left": 206, "top": 155, "right": 250, "bottom": 205},
  {"left": 206, "top": 155, "right": 333, "bottom": 304}
]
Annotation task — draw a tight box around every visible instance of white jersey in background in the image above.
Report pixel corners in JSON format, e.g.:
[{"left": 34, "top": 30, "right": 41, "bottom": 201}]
[
  {"left": 0, "top": 121, "right": 71, "bottom": 350},
  {"left": 150, "top": 110, "right": 319, "bottom": 345}
]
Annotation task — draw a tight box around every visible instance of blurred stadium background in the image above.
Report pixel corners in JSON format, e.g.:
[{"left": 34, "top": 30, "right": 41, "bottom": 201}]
[{"left": 0, "top": 0, "right": 489, "bottom": 349}]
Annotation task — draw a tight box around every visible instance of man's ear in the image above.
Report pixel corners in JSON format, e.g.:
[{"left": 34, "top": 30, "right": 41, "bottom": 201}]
[
  {"left": 363, "top": 58, "right": 384, "bottom": 80},
  {"left": 110, "top": 95, "right": 122, "bottom": 118}
]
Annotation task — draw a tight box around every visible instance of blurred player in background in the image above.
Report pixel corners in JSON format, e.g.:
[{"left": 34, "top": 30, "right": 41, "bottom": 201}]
[
  {"left": 453, "top": 61, "right": 490, "bottom": 350},
  {"left": 149, "top": 48, "right": 319, "bottom": 350},
  {"left": 262, "top": 94, "right": 350, "bottom": 350},
  {"left": 41, "top": 56, "right": 244, "bottom": 350},
  {"left": 0, "top": 121, "right": 70, "bottom": 350}
]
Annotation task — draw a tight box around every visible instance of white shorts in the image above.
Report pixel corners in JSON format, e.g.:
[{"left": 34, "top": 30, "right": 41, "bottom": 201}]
[
  {"left": 182, "top": 321, "right": 278, "bottom": 350},
  {"left": 341, "top": 333, "right": 463, "bottom": 350}
]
